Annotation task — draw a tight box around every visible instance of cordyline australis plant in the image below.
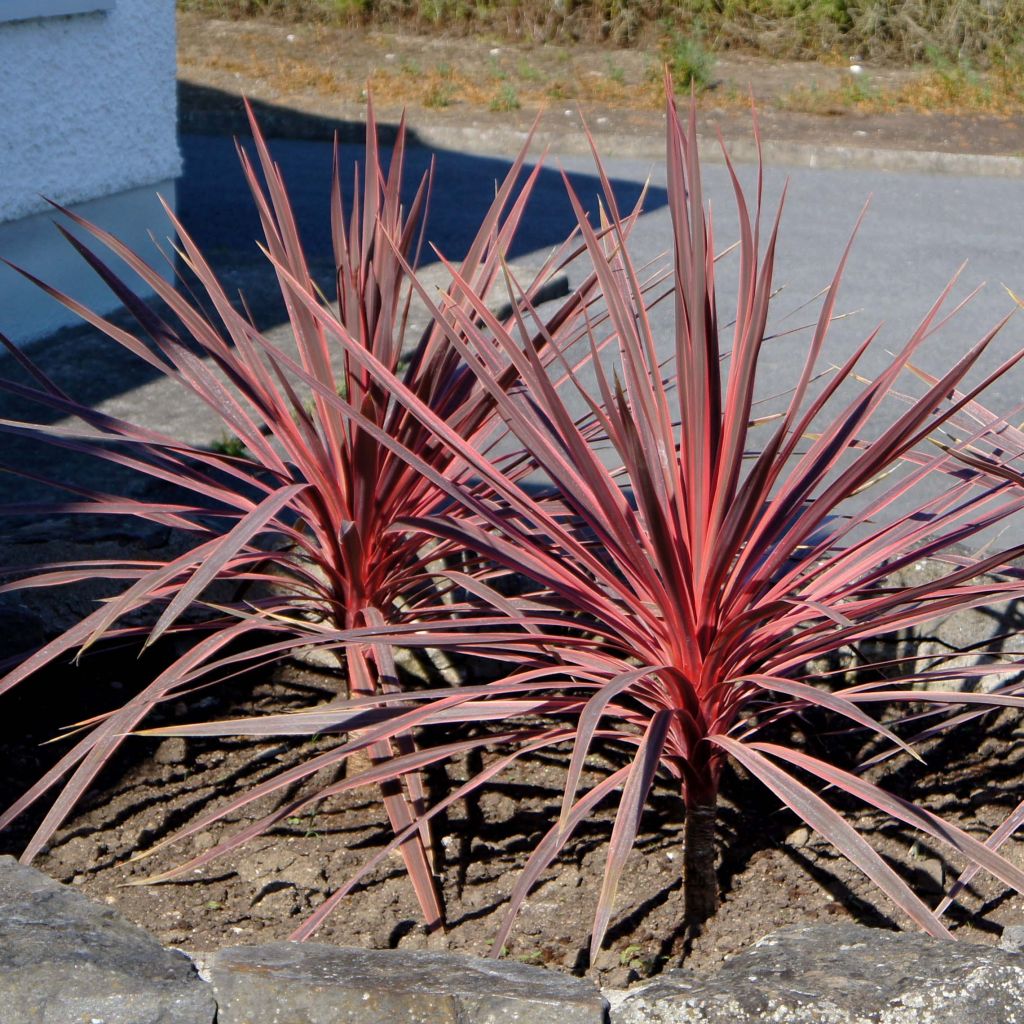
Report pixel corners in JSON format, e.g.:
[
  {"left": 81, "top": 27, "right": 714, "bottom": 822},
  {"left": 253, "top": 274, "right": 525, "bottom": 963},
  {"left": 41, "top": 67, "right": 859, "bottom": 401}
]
[
  {"left": 0, "top": 101, "right": 621, "bottom": 928},
  {"left": 129, "top": 81, "right": 1024, "bottom": 958}
]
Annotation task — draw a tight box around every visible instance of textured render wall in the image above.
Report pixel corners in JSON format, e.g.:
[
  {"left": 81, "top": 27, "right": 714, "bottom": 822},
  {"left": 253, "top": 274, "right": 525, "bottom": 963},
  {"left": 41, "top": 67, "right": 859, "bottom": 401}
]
[{"left": 0, "top": 0, "right": 181, "bottom": 223}]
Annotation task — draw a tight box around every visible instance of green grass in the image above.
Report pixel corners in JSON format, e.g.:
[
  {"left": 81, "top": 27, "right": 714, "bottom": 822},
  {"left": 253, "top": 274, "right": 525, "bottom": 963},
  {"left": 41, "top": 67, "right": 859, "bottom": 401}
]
[
  {"left": 777, "top": 72, "right": 879, "bottom": 113},
  {"left": 424, "top": 80, "right": 455, "bottom": 107},
  {"left": 210, "top": 433, "right": 248, "bottom": 458},
  {"left": 517, "top": 58, "right": 543, "bottom": 81},
  {"left": 489, "top": 83, "right": 520, "bottom": 111},
  {"left": 606, "top": 59, "right": 627, "bottom": 85},
  {"left": 663, "top": 32, "right": 713, "bottom": 92},
  {"left": 424, "top": 61, "right": 457, "bottom": 107}
]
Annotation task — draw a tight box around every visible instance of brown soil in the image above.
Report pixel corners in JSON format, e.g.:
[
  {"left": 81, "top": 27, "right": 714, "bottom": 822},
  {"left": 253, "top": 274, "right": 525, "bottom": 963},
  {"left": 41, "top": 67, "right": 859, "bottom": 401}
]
[
  {"left": 178, "top": 12, "right": 1024, "bottom": 159},
  {"left": 3, "top": 645, "right": 1023, "bottom": 987}
]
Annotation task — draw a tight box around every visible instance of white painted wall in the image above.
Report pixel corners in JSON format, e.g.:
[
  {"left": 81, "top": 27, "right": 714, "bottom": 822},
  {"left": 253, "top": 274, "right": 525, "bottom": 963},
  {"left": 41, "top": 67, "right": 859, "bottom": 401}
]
[
  {"left": 0, "top": 0, "right": 181, "bottom": 344},
  {"left": 0, "top": 0, "right": 181, "bottom": 222}
]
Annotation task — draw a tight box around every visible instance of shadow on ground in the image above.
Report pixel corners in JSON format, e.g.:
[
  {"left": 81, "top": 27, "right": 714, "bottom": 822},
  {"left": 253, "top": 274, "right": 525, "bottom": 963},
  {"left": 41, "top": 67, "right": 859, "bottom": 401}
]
[
  {"left": 177, "top": 83, "right": 667, "bottom": 276},
  {"left": 0, "top": 84, "right": 667, "bottom": 506}
]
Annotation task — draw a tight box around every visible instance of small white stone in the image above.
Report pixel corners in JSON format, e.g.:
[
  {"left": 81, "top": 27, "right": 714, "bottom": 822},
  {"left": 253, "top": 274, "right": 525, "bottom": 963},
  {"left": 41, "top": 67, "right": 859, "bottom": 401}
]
[
  {"left": 849, "top": 64, "right": 864, "bottom": 75},
  {"left": 385, "top": 53, "right": 396, "bottom": 61},
  {"left": 286, "top": 33, "right": 296, "bottom": 42},
  {"left": 490, "top": 47, "right": 501, "bottom": 55},
  {"left": 785, "top": 826, "right": 811, "bottom": 848}
]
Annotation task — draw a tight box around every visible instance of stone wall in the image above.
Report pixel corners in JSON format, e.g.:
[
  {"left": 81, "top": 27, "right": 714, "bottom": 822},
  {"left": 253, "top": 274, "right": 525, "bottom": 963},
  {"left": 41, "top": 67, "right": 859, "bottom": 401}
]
[{"left": 3, "top": 857, "right": 1023, "bottom": 1024}]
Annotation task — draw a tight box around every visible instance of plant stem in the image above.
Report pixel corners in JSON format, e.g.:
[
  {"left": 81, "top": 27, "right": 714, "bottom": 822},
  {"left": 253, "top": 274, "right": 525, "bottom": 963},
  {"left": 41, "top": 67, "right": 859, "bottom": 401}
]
[{"left": 683, "top": 799, "right": 718, "bottom": 932}]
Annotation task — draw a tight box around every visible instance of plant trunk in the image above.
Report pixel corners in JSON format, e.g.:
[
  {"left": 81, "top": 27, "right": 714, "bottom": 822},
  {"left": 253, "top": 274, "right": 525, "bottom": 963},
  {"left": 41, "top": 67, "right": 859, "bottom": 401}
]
[{"left": 683, "top": 800, "right": 719, "bottom": 933}]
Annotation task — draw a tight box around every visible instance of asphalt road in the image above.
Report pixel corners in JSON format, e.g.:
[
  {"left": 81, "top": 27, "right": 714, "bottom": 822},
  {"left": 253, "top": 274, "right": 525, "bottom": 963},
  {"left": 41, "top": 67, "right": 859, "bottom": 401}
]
[{"left": 179, "top": 130, "right": 1024, "bottom": 412}]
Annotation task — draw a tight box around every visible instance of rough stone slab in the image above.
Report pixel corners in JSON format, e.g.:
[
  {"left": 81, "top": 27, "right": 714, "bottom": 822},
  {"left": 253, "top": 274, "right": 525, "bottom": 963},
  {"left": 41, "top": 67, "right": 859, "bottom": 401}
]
[
  {"left": 208, "top": 941, "right": 607, "bottom": 1024},
  {"left": 0, "top": 856, "right": 216, "bottom": 1024},
  {"left": 611, "top": 923, "right": 1024, "bottom": 1024}
]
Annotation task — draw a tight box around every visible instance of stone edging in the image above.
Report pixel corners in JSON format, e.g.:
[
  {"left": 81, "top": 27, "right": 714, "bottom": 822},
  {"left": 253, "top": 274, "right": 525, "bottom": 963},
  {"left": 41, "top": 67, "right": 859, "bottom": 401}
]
[{"left": 3, "top": 856, "right": 1024, "bottom": 1024}]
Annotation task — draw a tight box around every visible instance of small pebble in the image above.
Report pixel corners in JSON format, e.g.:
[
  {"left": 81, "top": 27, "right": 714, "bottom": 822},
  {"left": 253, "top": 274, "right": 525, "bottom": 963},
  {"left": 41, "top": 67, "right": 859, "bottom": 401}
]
[
  {"left": 193, "top": 831, "right": 217, "bottom": 852},
  {"left": 154, "top": 737, "right": 187, "bottom": 765},
  {"left": 999, "top": 923, "right": 1024, "bottom": 952},
  {"left": 785, "top": 826, "right": 811, "bottom": 848}
]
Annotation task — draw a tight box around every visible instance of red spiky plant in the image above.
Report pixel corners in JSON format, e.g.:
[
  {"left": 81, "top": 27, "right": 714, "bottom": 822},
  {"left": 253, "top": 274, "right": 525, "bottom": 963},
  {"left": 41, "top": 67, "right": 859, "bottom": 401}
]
[
  {"left": 881, "top": 362, "right": 1024, "bottom": 921},
  {"left": 6, "top": 77, "right": 1024, "bottom": 958},
  {"left": 0, "top": 101, "right": 622, "bottom": 929},
  {"left": 130, "top": 81, "right": 1024, "bottom": 958}
]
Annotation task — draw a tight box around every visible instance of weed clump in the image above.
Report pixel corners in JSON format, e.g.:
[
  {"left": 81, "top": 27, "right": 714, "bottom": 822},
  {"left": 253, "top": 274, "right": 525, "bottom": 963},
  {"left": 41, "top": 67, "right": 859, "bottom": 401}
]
[{"left": 179, "top": 0, "right": 1024, "bottom": 69}]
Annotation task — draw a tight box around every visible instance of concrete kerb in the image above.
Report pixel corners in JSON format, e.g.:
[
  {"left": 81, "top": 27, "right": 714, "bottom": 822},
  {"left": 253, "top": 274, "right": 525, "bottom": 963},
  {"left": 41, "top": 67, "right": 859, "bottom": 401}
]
[
  {"left": 462, "top": 124, "right": 1024, "bottom": 177},
  {"left": 180, "top": 102, "right": 1024, "bottom": 177}
]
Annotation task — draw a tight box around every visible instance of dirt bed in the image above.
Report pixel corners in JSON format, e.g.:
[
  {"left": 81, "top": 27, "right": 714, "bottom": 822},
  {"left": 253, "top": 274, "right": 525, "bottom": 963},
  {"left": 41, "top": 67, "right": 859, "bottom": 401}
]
[{"left": 3, "top": 649, "right": 1023, "bottom": 986}]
